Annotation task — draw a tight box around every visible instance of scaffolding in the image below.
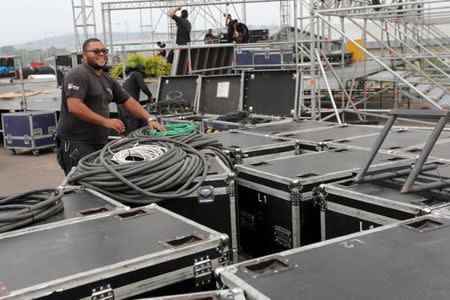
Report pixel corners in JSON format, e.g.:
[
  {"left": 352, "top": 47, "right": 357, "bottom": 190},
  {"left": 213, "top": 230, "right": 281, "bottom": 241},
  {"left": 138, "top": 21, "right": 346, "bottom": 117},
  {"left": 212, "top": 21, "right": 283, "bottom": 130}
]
[
  {"left": 71, "top": 0, "right": 98, "bottom": 52},
  {"left": 98, "top": 0, "right": 450, "bottom": 123},
  {"left": 297, "top": 0, "right": 450, "bottom": 122}
]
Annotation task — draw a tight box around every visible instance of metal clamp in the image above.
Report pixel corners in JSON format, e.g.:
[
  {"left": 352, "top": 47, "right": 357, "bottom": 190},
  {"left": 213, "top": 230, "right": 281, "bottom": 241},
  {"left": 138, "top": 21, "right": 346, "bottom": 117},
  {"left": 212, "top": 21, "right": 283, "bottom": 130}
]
[
  {"left": 91, "top": 284, "right": 114, "bottom": 300},
  {"left": 194, "top": 256, "right": 212, "bottom": 287},
  {"left": 289, "top": 180, "right": 302, "bottom": 207},
  {"left": 226, "top": 173, "right": 236, "bottom": 197},
  {"left": 313, "top": 185, "right": 328, "bottom": 212}
]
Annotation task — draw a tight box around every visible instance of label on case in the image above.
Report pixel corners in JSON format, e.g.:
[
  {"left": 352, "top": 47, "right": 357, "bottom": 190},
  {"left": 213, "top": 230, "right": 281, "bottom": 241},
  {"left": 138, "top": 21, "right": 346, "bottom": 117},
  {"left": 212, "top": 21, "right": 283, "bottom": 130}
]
[{"left": 33, "top": 128, "right": 43, "bottom": 136}]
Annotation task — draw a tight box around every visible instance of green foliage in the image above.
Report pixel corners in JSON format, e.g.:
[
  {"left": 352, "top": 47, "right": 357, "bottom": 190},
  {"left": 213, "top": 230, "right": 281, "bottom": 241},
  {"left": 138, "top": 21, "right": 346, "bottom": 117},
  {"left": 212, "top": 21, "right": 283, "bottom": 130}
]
[
  {"left": 109, "top": 53, "right": 172, "bottom": 79},
  {"left": 145, "top": 55, "right": 172, "bottom": 77}
]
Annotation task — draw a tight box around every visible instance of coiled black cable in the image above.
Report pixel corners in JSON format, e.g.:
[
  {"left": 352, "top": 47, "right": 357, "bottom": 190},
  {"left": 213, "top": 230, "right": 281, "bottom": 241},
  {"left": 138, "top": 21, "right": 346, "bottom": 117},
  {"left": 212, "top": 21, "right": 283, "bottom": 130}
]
[
  {"left": 130, "top": 128, "right": 234, "bottom": 170},
  {"left": 147, "top": 91, "right": 192, "bottom": 115},
  {"left": 216, "top": 111, "right": 273, "bottom": 125},
  {"left": 67, "top": 136, "right": 212, "bottom": 205},
  {"left": 0, "top": 188, "right": 64, "bottom": 233}
]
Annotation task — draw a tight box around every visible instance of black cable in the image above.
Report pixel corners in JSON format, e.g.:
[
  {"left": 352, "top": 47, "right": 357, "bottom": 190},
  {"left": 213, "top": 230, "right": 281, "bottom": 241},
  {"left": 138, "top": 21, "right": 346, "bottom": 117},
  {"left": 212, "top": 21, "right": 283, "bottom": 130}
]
[
  {"left": 147, "top": 90, "right": 193, "bottom": 115},
  {"left": 67, "top": 136, "right": 217, "bottom": 205},
  {"left": 216, "top": 111, "right": 273, "bottom": 125},
  {"left": 0, "top": 188, "right": 64, "bottom": 233},
  {"left": 130, "top": 129, "right": 234, "bottom": 170}
]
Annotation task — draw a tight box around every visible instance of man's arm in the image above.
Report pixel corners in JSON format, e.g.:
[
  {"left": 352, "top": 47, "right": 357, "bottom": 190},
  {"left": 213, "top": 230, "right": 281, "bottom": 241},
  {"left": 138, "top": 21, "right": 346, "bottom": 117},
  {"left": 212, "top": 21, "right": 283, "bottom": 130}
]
[
  {"left": 67, "top": 97, "right": 125, "bottom": 133},
  {"left": 168, "top": 6, "right": 181, "bottom": 17},
  {"left": 225, "top": 14, "right": 232, "bottom": 26},
  {"left": 123, "top": 98, "right": 165, "bottom": 132}
]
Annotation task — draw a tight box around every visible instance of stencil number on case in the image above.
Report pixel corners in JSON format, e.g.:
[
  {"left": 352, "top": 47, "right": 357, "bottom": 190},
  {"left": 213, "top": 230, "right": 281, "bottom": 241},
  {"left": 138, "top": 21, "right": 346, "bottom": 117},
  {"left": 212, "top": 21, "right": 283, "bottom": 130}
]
[{"left": 340, "top": 239, "right": 366, "bottom": 249}]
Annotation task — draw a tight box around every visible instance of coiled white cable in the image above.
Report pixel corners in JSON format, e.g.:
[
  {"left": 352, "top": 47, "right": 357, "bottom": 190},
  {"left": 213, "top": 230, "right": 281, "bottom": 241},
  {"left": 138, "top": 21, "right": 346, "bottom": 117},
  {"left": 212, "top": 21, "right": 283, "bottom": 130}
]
[{"left": 111, "top": 144, "right": 167, "bottom": 164}]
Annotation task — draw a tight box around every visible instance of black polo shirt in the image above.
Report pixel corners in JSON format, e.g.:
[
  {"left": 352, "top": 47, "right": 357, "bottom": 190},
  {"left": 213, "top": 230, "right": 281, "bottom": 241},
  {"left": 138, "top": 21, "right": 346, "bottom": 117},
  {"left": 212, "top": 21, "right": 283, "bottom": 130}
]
[
  {"left": 57, "top": 63, "right": 130, "bottom": 144},
  {"left": 172, "top": 15, "right": 191, "bottom": 45}
]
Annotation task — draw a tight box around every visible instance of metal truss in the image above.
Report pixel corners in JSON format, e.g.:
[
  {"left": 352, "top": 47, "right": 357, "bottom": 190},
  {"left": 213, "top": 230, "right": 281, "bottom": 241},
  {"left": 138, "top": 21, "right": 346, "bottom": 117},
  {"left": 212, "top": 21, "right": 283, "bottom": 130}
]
[
  {"left": 72, "top": 0, "right": 98, "bottom": 52},
  {"left": 101, "top": 0, "right": 294, "bottom": 56},
  {"left": 295, "top": 0, "right": 450, "bottom": 122}
]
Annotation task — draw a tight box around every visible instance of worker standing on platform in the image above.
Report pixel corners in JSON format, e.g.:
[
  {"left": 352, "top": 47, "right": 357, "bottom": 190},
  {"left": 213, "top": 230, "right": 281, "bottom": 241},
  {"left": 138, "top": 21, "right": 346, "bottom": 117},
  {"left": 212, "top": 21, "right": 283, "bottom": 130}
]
[
  {"left": 225, "top": 14, "right": 235, "bottom": 43},
  {"left": 56, "top": 38, "right": 165, "bottom": 175},
  {"left": 117, "top": 64, "right": 154, "bottom": 136},
  {"left": 234, "top": 20, "right": 249, "bottom": 43},
  {"left": 167, "top": 6, "right": 192, "bottom": 63}
]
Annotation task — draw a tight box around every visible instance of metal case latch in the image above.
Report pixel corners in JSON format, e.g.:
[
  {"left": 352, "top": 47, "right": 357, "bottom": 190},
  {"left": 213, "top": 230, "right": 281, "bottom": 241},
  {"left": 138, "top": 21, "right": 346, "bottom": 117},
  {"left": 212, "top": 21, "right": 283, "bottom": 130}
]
[
  {"left": 274, "top": 225, "right": 292, "bottom": 248},
  {"left": 91, "top": 284, "right": 114, "bottom": 300},
  {"left": 194, "top": 256, "right": 212, "bottom": 287},
  {"left": 198, "top": 186, "right": 215, "bottom": 204}
]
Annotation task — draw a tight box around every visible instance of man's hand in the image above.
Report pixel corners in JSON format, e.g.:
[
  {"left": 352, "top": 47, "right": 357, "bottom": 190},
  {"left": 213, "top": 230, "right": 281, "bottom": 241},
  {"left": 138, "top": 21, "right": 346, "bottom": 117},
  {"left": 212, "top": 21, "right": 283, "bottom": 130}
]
[
  {"left": 104, "top": 118, "right": 125, "bottom": 134},
  {"left": 176, "top": 5, "right": 182, "bottom": 10},
  {"left": 148, "top": 120, "right": 166, "bottom": 132}
]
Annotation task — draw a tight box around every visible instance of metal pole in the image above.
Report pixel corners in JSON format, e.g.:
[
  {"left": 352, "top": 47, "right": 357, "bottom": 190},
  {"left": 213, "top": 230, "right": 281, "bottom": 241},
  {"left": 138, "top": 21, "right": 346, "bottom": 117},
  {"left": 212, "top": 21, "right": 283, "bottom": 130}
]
[
  {"left": 309, "top": 0, "right": 316, "bottom": 120},
  {"left": 317, "top": 14, "right": 442, "bottom": 110},
  {"left": 17, "top": 57, "right": 27, "bottom": 111},
  {"left": 315, "top": 50, "right": 342, "bottom": 124},
  {"left": 321, "top": 52, "right": 363, "bottom": 121},
  {"left": 348, "top": 17, "right": 450, "bottom": 96},
  {"left": 401, "top": 113, "right": 450, "bottom": 193},
  {"left": 355, "top": 114, "right": 397, "bottom": 183}
]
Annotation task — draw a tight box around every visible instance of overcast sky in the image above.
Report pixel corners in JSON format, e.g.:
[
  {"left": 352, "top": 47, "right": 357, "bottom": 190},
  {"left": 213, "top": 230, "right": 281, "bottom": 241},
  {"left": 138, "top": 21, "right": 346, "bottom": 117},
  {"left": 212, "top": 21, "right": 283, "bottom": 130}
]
[
  {"left": 1, "top": 1, "right": 449, "bottom": 48},
  {"left": 0, "top": 0, "right": 281, "bottom": 47}
]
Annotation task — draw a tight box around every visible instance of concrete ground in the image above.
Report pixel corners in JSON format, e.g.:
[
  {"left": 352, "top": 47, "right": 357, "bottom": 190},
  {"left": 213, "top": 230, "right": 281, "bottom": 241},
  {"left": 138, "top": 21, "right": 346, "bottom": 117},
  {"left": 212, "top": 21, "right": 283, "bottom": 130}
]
[{"left": 0, "top": 143, "right": 64, "bottom": 196}]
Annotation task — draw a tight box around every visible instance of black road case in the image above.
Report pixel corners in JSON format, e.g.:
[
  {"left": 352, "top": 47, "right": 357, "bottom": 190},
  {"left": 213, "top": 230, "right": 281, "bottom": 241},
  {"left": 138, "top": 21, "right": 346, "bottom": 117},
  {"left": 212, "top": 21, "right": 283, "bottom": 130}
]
[
  {"left": 2, "top": 111, "right": 57, "bottom": 156},
  {"left": 278, "top": 124, "right": 380, "bottom": 150},
  {"left": 141, "top": 288, "right": 245, "bottom": 300},
  {"left": 235, "top": 148, "right": 413, "bottom": 258},
  {"left": 316, "top": 163, "right": 450, "bottom": 240},
  {"left": 0, "top": 204, "right": 230, "bottom": 300},
  {"left": 333, "top": 128, "right": 450, "bottom": 152},
  {"left": 239, "top": 119, "right": 335, "bottom": 136},
  {"left": 209, "top": 130, "right": 301, "bottom": 164},
  {"left": 158, "top": 156, "right": 238, "bottom": 261},
  {"left": 42, "top": 187, "right": 129, "bottom": 224},
  {"left": 217, "top": 212, "right": 450, "bottom": 299}
]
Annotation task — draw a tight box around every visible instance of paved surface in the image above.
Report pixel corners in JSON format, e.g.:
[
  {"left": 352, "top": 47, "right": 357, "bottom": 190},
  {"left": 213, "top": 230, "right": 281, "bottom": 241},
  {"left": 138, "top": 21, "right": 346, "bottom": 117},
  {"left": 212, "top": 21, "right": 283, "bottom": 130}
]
[{"left": 0, "top": 143, "right": 64, "bottom": 196}]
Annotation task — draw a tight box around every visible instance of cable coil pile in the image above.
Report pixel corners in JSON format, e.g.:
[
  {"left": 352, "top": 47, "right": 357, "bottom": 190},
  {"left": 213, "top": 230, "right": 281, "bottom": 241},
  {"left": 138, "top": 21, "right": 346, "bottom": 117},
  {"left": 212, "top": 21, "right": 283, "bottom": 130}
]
[
  {"left": 130, "top": 128, "right": 233, "bottom": 170},
  {"left": 0, "top": 188, "right": 64, "bottom": 233},
  {"left": 68, "top": 136, "right": 212, "bottom": 205}
]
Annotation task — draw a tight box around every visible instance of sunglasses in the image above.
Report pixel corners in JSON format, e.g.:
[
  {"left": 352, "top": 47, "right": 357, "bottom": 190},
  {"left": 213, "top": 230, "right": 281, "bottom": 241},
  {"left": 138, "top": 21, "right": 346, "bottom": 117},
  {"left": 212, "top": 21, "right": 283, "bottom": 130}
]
[{"left": 86, "top": 48, "right": 109, "bottom": 55}]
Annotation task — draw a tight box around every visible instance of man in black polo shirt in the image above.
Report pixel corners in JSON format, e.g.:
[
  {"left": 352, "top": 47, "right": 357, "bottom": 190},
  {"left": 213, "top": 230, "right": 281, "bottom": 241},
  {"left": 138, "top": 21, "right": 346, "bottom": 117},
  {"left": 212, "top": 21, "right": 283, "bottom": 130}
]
[
  {"left": 167, "top": 6, "right": 191, "bottom": 63},
  {"left": 56, "top": 38, "right": 165, "bottom": 175}
]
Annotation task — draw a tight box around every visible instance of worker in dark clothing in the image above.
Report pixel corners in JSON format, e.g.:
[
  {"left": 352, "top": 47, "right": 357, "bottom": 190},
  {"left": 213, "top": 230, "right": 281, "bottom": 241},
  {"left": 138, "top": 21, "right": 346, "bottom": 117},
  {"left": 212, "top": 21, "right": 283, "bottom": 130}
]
[
  {"left": 157, "top": 41, "right": 166, "bottom": 57},
  {"left": 117, "top": 65, "right": 154, "bottom": 136},
  {"left": 225, "top": 14, "right": 235, "bottom": 43},
  {"left": 204, "top": 29, "right": 217, "bottom": 44},
  {"left": 56, "top": 38, "right": 165, "bottom": 175},
  {"left": 234, "top": 21, "right": 249, "bottom": 43},
  {"left": 168, "top": 6, "right": 191, "bottom": 63}
]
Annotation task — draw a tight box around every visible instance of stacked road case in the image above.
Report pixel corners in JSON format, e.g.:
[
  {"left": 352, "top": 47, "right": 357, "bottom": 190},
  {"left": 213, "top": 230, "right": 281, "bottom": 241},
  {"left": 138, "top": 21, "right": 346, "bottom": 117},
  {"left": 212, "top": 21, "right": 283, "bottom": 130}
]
[
  {"left": 217, "top": 211, "right": 450, "bottom": 299},
  {"left": 0, "top": 204, "right": 230, "bottom": 299},
  {"left": 235, "top": 148, "right": 414, "bottom": 257}
]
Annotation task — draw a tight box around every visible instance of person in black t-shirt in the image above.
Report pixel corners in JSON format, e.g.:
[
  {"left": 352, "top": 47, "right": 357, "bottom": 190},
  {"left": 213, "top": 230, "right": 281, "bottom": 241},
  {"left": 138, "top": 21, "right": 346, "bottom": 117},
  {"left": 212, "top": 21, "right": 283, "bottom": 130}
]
[
  {"left": 167, "top": 6, "right": 191, "bottom": 63},
  {"left": 168, "top": 6, "right": 191, "bottom": 46},
  {"left": 56, "top": 38, "right": 165, "bottom": 175},
  {"left": 234, "top": 21, "right": 249, "bottom": 43},
  {"left": 225, "top": 14, "right": 235, "bottom": 43},
  {"left": 204, "top": 29, "right": 218, "bottom": 44},
  {"left": 157, "top": 41, "right": 166, "bottom": 57},
  {"left": 117, "top": 65, "right": 154, "bottom": 136}
]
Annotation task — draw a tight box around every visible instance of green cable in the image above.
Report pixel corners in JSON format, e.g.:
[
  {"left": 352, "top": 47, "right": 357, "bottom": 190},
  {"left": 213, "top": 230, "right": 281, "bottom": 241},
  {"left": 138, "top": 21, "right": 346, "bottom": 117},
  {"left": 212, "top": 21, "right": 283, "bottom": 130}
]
[{"left": 148, "top": 123, "right": 197, "bottom": 136}]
